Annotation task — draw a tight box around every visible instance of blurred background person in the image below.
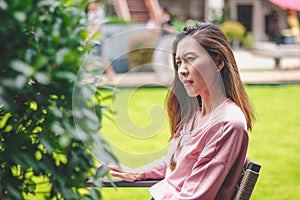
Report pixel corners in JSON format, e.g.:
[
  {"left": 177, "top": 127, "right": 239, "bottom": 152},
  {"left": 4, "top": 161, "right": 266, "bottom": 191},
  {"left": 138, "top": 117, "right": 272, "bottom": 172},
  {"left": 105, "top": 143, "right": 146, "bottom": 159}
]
[
  {"left": 84, "top": 0, "right": 116, "bottom": 80},
  {"left": 152, "top": 6, "right": 177, "bottom": 85}
]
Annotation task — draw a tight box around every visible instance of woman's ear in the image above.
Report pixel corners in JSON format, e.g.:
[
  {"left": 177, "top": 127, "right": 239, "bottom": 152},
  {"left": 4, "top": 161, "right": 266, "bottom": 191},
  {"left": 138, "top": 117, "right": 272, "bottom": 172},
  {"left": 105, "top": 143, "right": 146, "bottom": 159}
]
[
  {"left": 215, "top": 55, "right": 225, "bottom": 72},
  {"left": 217, "top": 59, "right": 225, "bottom": 72}
]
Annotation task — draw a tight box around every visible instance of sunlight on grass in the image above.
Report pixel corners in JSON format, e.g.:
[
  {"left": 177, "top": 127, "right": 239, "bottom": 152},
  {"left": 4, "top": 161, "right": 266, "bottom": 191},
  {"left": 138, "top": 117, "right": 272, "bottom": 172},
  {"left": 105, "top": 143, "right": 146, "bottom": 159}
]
[
  {"left": 101, "top": 188, "right": 151, "bottom": 200},
  {"left": 100, "top": 87, "right": 170, "bottom": 167},
  {"left": 246, "top": 84, "right": 300, "bottom": 200}
]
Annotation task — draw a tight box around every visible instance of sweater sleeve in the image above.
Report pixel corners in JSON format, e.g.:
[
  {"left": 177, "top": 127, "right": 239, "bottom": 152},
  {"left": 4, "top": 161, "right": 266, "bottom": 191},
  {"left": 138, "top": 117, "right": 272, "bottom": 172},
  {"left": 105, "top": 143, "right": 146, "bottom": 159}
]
[
  {"left": 143, "top": 156, "right": 168, "bottom": 179},
  {"left": 143, "top": 137, "right": 179, "bottom": 179}
]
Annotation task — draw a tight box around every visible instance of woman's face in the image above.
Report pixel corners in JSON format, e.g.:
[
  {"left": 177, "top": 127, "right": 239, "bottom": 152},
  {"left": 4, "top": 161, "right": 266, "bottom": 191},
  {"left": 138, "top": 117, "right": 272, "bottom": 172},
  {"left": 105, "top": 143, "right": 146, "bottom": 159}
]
[
  {"left": 175, "top": 37, "right": 219, "bottom": 98},
  {"left": 88, "top": 2, "right": 99, "bottom": 11}
]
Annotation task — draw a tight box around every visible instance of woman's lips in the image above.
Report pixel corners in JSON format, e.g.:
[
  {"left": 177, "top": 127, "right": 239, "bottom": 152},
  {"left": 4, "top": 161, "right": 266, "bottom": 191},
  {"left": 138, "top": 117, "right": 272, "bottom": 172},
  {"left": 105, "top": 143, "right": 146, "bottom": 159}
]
[{"left": 182, "top": 79, "right": 193, "bottom": 86}]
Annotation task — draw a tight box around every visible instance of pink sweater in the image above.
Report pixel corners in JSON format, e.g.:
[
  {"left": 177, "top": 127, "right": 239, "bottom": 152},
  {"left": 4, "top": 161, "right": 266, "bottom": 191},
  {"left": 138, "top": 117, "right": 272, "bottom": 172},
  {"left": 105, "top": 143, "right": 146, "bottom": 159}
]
[{"left": 145, "top": 99, "right": 249, "bottom": 200}]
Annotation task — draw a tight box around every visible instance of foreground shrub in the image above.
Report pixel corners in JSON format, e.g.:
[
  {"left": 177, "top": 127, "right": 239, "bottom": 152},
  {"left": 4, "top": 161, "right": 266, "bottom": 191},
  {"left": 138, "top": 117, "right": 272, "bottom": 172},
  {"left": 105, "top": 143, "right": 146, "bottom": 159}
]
[{"left": 0, "top": 0, "right": 116, "bottom": 199}]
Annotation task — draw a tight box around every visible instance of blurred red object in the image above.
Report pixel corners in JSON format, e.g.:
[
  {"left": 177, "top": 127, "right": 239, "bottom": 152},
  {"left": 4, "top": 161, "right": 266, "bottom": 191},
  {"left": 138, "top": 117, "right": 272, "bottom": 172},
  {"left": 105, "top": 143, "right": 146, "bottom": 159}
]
[{"left": 269, "top": 0, "right": 300, "bottom": 11}]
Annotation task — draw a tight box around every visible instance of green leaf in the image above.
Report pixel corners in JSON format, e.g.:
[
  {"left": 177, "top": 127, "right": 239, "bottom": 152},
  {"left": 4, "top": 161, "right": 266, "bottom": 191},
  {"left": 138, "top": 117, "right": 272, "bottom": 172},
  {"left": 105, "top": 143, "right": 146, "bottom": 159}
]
[
  {"left": 34, "top": 72, "right": 50, "bottom": 85},
  {"left": 90, "top": 188, "right": 102, "bottom": 199},
  {"left": 34, "top": 55, "right": 49, "bottom": 69},
  {"left": 55, "top": 48, "right": 70, "bottom": 65},
  {"left": 7, "top": 184, "right": 23, "bottom": 199},
  {"left": 95, "top": 164, "right": 109, "bottom": 179},
  {"left": 14, "top": 75, "right": 27, "bottom": 89},
  {"left": 50, "top": 121, "right": 64, "bottom": 135},
  {"left": 11, "top": 60, "right": 33, "bottom": 77},
  {"left": 0, "top": 0, "right": 8, "bottom": 10},
  {"left": 53, "top": 71, "right": 76, "bottom": 80},
  {"left": 24, "top": 178, "right": 37, "bottom": 194},
  {"left": 35, "top": 150, "right": 43, "bottom": 161},
  {"left": 0, "top": 112, "right": 11, "bottom": 129},
  {"left": 13, "top": 11, "right": 26, "bottom": 22}
]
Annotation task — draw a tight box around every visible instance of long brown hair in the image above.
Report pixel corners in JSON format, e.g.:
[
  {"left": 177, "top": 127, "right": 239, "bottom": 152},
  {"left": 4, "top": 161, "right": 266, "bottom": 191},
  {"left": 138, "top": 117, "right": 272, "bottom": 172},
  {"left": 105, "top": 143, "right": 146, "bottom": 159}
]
[{"left": 167, "top": 22, "right": 255, "bottom": 138}]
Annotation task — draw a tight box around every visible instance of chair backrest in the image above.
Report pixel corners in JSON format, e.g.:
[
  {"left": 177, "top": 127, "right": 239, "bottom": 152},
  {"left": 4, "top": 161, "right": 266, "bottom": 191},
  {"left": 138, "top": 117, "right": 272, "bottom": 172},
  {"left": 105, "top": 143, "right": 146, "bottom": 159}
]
[{"left": 232, "top": 158, "right": 261, "bottom": 200}]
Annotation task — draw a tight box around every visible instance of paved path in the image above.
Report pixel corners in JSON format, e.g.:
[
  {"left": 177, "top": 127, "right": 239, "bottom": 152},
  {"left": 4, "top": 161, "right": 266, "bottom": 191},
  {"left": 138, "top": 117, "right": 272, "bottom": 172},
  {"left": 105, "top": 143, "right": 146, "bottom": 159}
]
[
  {"left": 234, "top": 48, "right": 300, "bottom": 71},
  {"left": 97, "top": 46, "right": 300, "bottom": 87}
]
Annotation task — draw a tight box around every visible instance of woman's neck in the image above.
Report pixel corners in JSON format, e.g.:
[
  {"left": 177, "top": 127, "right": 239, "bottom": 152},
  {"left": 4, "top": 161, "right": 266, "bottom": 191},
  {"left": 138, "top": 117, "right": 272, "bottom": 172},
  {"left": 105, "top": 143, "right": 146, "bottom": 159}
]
[
  {"left": 201, "top": 94, "right": 225, "bottom": 116},
  {"left": 191, "top": 94, "right": 225, "bottom": 131}
]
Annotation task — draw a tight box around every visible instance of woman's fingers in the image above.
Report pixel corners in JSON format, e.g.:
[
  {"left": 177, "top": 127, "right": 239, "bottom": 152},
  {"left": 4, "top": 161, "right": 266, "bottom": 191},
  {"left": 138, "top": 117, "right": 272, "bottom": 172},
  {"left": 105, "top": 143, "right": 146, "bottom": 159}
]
[
  {"left": 107, "top": 164, "right": 124, "bottom": 172},
  {"left": 110, "top": 171, "right": 136, "bottom": 182},
  {"left": 110, "top": 170, "right": 146, "bottom": 182},
  {"left": 109, "top": 170, "right": 123, "bottom": 177}
]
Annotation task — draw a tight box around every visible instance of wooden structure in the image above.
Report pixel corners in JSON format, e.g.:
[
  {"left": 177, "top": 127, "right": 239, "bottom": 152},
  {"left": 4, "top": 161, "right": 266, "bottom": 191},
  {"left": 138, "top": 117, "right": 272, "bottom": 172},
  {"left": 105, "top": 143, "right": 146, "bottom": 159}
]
[
  {"left": 114, "top": 0, "right": 161, "bottom": 26},
  {"left": 252, "top": 44, "right": 300, "bottom": 70}
]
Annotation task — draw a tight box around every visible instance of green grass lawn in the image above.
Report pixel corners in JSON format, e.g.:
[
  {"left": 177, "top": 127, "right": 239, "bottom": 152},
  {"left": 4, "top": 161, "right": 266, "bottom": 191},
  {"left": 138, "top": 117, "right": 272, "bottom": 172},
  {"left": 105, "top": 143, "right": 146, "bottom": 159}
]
[
  {"left": 98, "top": 84, "right": 300, "bottom": 200},
  {"left": 246, "top": 84, "right": 300, "bottom": 200}
]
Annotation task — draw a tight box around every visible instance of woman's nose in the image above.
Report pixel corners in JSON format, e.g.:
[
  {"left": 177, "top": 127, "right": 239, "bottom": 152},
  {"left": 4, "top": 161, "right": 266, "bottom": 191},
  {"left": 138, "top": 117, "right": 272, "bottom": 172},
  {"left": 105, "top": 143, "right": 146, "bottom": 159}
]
[{"left": 178, "top": 66, "right": 188, "bottom": 76}]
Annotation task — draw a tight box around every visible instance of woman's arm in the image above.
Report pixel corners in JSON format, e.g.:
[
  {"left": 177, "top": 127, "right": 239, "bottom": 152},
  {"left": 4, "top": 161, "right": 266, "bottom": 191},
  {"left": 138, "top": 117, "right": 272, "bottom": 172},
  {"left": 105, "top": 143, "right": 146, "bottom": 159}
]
[{"left": 109, "top": 155, "right": 168, "bottom": 182}]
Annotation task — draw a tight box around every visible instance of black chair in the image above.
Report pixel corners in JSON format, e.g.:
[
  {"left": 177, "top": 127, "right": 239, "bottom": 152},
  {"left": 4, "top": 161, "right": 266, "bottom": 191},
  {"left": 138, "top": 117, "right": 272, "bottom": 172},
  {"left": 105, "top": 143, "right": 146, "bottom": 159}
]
[
  {"left": 232, "top": 158, "right": 261, "bottom": 200},
  {"left": 87, "top": 158, "right": 261, "bottom": 200}
]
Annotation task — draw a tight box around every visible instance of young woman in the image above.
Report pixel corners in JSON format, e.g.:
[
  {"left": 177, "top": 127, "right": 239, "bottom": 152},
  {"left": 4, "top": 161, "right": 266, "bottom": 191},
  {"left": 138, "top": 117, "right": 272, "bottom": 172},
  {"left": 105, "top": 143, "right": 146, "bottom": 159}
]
[{"left": 110, "top": 22, "right": 255, "bottom": 200}]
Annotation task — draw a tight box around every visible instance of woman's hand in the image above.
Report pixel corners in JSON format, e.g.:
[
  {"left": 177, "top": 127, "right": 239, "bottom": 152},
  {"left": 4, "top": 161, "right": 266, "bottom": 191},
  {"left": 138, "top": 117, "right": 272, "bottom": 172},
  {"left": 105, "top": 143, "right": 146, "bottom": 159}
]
[{"left": 109, "top": 165, "right": 145, "bottom": 182}]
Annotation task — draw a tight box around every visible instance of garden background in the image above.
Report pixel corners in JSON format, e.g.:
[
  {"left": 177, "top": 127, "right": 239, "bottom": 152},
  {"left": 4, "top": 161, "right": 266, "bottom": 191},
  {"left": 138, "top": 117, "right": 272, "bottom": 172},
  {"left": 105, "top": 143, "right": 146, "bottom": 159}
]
[{"left": 1, "top": 0, "right": 299, "bottom": 199}]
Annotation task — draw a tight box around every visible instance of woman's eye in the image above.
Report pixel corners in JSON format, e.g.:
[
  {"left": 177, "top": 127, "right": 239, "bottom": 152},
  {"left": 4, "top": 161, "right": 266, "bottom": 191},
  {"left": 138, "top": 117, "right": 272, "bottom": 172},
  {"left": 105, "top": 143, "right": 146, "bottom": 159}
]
[
  {"left": 176, "top": 61, "right": 182, "bottom": 66},
  {"left": 187, "top": 57, "right": 195, "bottom": 61}
]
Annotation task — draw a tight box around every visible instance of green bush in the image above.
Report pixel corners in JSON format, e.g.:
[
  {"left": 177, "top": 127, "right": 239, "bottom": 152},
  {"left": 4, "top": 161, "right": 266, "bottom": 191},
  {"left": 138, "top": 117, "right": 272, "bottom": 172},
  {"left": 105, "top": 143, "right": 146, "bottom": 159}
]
[
  {"left": 221, "top": 21, "right": 246, "bottom": 43},
  {"left": 0, "top": 0, "right": 116, "bottom": 199},
  {"left": 241, "top": 33, "right": 254, "bottom": 50}
]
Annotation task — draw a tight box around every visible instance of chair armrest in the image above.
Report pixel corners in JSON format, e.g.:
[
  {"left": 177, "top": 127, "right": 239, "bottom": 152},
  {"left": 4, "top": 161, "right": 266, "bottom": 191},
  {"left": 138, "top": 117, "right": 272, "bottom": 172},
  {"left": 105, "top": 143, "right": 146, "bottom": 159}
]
[{"left": 86, "top": 178, "right": 162, "bottom": 188}]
